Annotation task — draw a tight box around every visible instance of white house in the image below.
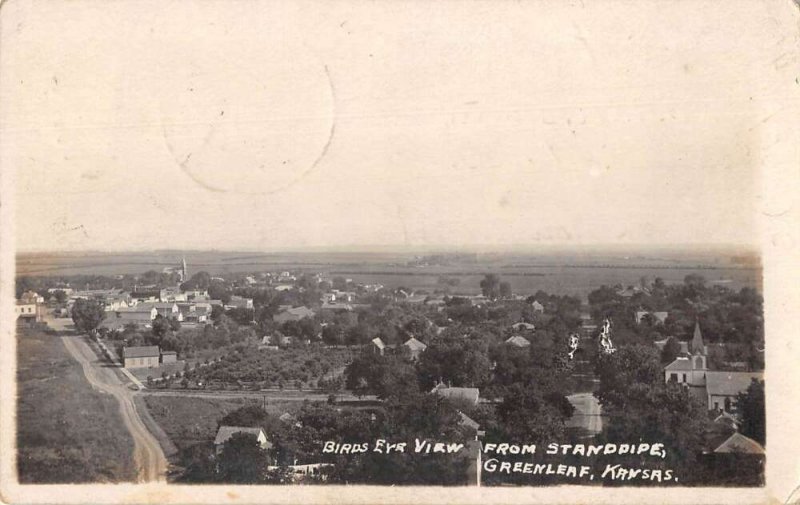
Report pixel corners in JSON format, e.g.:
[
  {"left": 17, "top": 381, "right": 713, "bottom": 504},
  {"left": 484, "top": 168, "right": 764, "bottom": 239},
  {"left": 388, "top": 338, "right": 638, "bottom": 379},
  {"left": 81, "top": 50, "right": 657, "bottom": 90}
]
[{"left": 214, "top": 426, "right": 271, "bottom": 455}]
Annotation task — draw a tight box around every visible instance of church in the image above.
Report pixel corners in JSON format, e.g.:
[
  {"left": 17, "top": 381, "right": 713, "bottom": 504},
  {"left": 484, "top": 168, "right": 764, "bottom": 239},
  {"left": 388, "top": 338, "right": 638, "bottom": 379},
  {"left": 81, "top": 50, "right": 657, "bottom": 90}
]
[{"left": 663, "top": 322, "right": 763, "bottom": 413}]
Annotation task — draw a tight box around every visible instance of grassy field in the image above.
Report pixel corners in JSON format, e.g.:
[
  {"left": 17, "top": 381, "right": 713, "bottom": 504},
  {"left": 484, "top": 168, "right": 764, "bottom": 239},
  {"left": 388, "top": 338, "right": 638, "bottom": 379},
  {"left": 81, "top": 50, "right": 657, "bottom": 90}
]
[
  {"left": 16, "top": 328, "right": 136, "bottom": 483},
  {"left": 16, "top": 249, "right": 760, "bottom": 297},
  {"left": 141, "top": 396, "right": 299, "bottom": 451}
]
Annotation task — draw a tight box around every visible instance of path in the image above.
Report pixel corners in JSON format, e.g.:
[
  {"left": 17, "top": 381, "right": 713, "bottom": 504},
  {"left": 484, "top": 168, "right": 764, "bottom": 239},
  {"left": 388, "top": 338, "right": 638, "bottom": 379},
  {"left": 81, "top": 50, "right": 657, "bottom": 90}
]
[
  {"left": 566, "top": 392, "right": 603, "bottom": 437},
  {"left": 141, "top": 389, "right": 378, "bottom": 403},
  {"left": 44, "top": 315, "right": 146, "bottom": 389},
  {"left": 60, "top": 334, "right": 167, "bottom": 482}
]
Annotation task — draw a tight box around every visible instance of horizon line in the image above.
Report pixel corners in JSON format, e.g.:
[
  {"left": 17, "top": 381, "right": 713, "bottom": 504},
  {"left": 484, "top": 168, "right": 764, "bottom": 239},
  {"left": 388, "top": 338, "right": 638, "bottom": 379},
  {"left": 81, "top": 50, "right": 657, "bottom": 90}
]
[{"left": 15, "top": 242, "right": 761, "bottom": 256}]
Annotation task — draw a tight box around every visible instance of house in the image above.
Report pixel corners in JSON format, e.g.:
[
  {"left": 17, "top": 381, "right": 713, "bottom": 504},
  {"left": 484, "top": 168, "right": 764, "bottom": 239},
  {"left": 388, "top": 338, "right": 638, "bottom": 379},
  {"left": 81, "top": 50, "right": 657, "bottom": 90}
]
[
  {"left": 510, "top": 322, "right": 535, "bottom": 332},
  {"left": 177, "top": 302, "right": 210, "bottom": 324},
  {"left": 184, "top": 289, "right": 209, "bottom": 300},
  {"left": 226, "top": 295, "right": 254, "bottom": 310},
  {"left": 259, "top": 336, "right": 280, "bottom": 351},
  {"left": 129, "top": 289, "right": 161, "bottom": 303},
  {"left": 20, "top": 290, "right": 45, "bottom": 304},
  {"left": 102, "top": 294, "right": 131, "bottom": 312},
  {"left": 371, "top": 337, "right": 387, "bottom": 356},
  {"left": 403, "top": 337, "right": 427, "bottom": 360},
  {"left": 214, "top": 426, "right": 272, "bottom": 455},
  {"left": 151, "top": 302, "right": 181, "bottom": 320},
  {"left": 714, "top": 433, "right": 765, "bottom": 455},
  {"left": 320, "top": 302, "right": 353, "bottom": 314},
  {"left": 273, "top": 306, "right": 316, "bottom": 323},
  {"left": 123, "top": 346, "right": 161, "bottom": 368},
  {"left": 103, "top": 305, "right": 158, "bottom": 329},
  {"left": 15, "top": 301, "right": 42, "bottom": 326},
  {"left": 47, "top": 287, "right": 74, "bottom": 296},
  {"left": 432, "top": 384, "right": 480, "bottom": 405},
  {"left": 505, "top": 335, "right": 531, "bottom": 348},
  {"left": 161, "top": 350, "right": 177, "bottom": 364},
  {"left": 530, "top": 300, "right": 545, "bottom": 313},
  {"left": 635, "top": 310, "right": 669, "bottom": 325},
  {"left": 706, "top": 372, "right": 763, "bottom": 413},
  {"left": 160, "top": 286, "right": 187, "bottom": 302}
]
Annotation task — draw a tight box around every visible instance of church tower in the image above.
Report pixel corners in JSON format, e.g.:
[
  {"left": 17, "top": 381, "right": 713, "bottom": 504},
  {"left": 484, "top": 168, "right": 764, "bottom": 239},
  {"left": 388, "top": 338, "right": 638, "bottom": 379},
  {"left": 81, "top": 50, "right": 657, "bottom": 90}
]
[{"left": 689, "top": 321, "right": 707, "bottom": 385}]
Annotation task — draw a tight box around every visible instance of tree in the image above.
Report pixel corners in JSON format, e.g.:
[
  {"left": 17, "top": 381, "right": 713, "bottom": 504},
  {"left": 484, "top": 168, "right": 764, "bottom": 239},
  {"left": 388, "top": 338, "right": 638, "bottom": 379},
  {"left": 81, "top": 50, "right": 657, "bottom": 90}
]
[
  {"left": 479, "top": 274, "right": 501, "bottom": 300},
  {"left": 71, "top": 298, "right": 106, "bottom": 335},
  {"left": 151, "top": 314, "right": 170, "bottom": 339},
  {"left": 499, "top": 281, "right": 512, "bottom": 299},
  {"left": 178, "top": 444, "right": 217, "bottom": 482},
  {"left": 53, "top": 290, "right": 68, "bottom": 304},
  {"left": 660, "top": 336, "right": 681, "bottom": 364},
  {"left": 209, "top": 282, "right": 232, "bottom": 304},
  {"left": 181, "top": 271, "right": 212, "bottom": 291},
  {"left": 736, "top": 379, "right": 765, "bottom": 446},
  {"left": 416, "top": 337, "right": 491, "bottom": 390},
  {"left": 216, "top": 433, "right": 269, "bottom": 483}
]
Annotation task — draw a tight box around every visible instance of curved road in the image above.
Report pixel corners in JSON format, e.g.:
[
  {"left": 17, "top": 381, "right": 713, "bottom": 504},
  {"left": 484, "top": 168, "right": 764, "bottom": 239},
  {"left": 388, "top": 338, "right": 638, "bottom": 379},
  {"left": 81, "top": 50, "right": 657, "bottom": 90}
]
[{"left": 61, "top": 334, "right": 167, "bottom": 482}]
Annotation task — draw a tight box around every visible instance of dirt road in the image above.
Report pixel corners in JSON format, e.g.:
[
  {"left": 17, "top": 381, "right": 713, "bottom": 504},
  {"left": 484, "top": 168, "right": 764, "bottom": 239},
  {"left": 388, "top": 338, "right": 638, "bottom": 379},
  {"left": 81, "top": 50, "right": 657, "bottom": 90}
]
[
  {"left": 566, "top": 392, "right": 603, "bottom": 436},
  {"left": 61, "top": 335, "right": 167, "bottom": 482}
]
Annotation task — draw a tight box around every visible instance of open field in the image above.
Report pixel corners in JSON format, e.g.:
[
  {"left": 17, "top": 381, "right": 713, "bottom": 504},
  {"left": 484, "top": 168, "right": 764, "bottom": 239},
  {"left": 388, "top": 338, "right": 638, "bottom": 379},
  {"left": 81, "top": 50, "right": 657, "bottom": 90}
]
[
  {"left": 140, "top": 395, "right": 299, "bottom": 451},
  {"left": 16, "top": 249, "right": 760, "bottom": 298},
  {"left": 16, "top": 328, "right": 136, "bottom": 483}
]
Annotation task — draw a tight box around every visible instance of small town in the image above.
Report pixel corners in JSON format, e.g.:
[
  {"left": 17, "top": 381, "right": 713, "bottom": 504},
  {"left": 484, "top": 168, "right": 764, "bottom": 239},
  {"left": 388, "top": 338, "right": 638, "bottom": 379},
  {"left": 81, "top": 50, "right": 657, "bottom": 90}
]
[{"left": 15, "top": 254, "right": 765, "bottom": 486}]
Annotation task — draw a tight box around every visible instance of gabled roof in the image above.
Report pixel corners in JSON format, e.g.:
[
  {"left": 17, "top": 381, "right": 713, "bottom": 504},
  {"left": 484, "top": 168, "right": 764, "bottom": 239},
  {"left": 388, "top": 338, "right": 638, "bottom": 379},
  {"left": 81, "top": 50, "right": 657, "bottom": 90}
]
[
  {"left": 505, "top": 335, "right": 531, "bottom": 348},
  {"left": 371, "top": 337, "right": 386, "bottom": 350},
  {"left": 279, "top": 306, "right": 316, "bottom": 317},
  {"left": 714, "top": 433, "right": 765, "bottom": 455},
  {"left": 511, "top": 322, "right": 535, "bottom": 331},
  {"left": 458, "top": 411, "right": 480, "bottom": 431},
  {"left": 705, "top": 372, "right": 763, "bottom": 397},
  {"left": 123, "top": 346, "right": 160, "bottom": 358},
  {"left": 403, "top": 337, "right": 427, "bottom": 352},
  {"left": 691, "top": 321, "right": 707, "bottom": 355},
  {"left": 664, "top": 357, "right": 694, "bottom": 372},
  {"left": 433, "top": 385, "right": 480, "bottom": 404},
  {"left": 214, "top": 426, "right": 267, "bottom": 446},
  {"left": 118, "top": 305, "right": 156, "bottom": 313}
]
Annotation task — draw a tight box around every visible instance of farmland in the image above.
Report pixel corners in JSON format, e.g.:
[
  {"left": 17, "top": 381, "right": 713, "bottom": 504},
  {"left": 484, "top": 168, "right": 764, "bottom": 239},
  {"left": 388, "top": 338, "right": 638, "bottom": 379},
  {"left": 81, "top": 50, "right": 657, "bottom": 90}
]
[
  {"left": 16, "top": 328, "right": 136, "bottom": 483},
  {"left": 187, "top": 346, "right": 355, "bottom": 389},
  {"left": 16, "top": 248, "right": 760, "bottom": 298}
]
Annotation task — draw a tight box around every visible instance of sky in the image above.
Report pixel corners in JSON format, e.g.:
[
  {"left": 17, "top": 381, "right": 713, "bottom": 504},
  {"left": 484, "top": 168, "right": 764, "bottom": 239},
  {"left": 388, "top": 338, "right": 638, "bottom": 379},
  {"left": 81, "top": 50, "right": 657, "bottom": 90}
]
[{"left": 2, "top": 0, "right": 795, "bottom": 253}]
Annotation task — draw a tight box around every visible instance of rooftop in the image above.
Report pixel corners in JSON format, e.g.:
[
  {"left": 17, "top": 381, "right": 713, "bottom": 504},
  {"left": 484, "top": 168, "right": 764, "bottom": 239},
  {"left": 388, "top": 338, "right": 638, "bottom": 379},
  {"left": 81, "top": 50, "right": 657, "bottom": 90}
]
[
  {"left": 122, "top": 346, "right": 160, "bottom": 358},
  {"left": 214, "top": 426, "right": 267, "bottom": 446},
  {"left": 706, "top": 371, "right": 763, "bottom": 397},
  {"left": 714, "top": 433, "right": 765, "bottom": 455}
]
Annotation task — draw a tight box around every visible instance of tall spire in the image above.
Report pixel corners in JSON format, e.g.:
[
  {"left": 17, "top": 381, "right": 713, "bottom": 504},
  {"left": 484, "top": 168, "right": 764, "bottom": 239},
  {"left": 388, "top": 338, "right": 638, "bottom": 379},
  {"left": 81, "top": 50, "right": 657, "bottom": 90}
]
[
  {"left": 182, "top": 256, "right": 188, "bottom": 283},
  {"left": 691, "top": 320, "right": 706, "bottom": 355}
]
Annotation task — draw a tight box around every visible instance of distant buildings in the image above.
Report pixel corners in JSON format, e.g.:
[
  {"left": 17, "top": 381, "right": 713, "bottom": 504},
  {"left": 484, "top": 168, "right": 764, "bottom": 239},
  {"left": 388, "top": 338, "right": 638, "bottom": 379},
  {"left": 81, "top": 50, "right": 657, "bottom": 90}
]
[
  {"left": 635, "top": 310, "right": 669, "bottom": 325},
  {"left": 273, "top": 306, "right": 316, "bottom": 323}
]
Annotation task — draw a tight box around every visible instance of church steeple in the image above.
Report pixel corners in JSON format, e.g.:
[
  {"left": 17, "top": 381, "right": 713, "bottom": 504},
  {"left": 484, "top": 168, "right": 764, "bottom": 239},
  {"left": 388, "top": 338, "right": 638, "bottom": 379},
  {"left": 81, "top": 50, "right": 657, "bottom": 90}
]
[{"left": 691, "top": 320, "right": 706, "bottom": 356}]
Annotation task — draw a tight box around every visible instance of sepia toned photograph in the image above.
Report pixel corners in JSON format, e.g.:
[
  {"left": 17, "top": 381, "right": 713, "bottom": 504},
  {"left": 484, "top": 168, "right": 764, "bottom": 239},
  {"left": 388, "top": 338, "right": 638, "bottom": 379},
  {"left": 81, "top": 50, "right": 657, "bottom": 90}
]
[{"left": 1, "top": 0, "right": 798, "bottom": 503}]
